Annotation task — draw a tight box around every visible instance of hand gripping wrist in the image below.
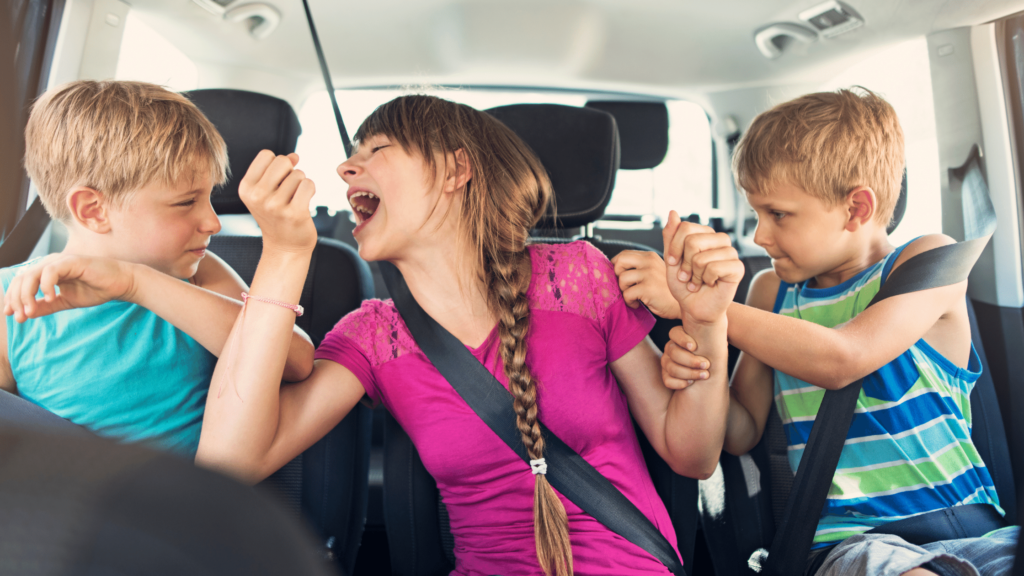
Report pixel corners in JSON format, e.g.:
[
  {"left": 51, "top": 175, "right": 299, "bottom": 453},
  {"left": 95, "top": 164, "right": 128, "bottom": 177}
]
[{"left": 241, "top": 292, "right": 304, "bottom": 316}]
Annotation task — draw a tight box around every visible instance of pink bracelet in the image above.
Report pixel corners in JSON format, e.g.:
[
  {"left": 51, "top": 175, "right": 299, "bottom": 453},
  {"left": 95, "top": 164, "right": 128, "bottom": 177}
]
[{"left": 241, "top": 292, "right": 304, "bottom": 317}]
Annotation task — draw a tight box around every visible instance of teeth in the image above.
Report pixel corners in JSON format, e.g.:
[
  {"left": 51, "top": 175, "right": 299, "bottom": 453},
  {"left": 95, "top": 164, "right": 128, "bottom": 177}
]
[{"left": 349, "top": 191, "right": 377, "bottom": 200}]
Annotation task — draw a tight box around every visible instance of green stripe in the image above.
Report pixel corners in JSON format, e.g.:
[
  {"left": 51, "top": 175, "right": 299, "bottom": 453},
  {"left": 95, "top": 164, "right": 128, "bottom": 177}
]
[{"left": 830, "top": 441, "right": 982, "bottom": 498}]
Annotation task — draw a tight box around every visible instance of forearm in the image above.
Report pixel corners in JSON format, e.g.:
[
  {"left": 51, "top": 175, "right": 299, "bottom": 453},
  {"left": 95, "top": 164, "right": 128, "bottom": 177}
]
[
  {"left": 664, "top": 319, "right": 730, "bottom": 479},
  {"left": 128, "top": 264, "right": 313, "bottom": 381},
  {"left": 724, "top": 393, "right": 760, "bottom": 456},
  {"left": 727, "top": 302, "right": 856, "bottom": 388},
  {"left": 195, "top": 250, "right": 312, "bottom": 478}
]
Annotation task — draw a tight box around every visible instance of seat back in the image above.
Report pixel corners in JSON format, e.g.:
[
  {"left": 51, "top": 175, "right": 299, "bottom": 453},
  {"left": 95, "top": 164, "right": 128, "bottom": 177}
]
[
  {"left": 382, "top": 102, "right": 699, "bottom": 574},
  {"left": 188, "top": 88, "right": 375, "bottom": 575}
]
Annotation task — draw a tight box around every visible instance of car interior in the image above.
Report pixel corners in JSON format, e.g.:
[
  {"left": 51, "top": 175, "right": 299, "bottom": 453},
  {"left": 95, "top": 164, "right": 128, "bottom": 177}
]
[{"left": 4, "top": 0, "right": 1024, "bottom": 575}]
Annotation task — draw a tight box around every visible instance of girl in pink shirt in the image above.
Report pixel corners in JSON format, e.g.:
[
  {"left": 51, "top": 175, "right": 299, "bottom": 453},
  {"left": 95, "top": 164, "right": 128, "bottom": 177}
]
[{"left": 197, "top": 95, "right": 741, "bottom": 576}]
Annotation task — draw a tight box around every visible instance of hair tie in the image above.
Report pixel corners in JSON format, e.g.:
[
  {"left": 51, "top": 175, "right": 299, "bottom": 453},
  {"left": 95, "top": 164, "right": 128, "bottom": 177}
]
[{"left": 530, "top": 458, "right": 547, "bottom": 475}]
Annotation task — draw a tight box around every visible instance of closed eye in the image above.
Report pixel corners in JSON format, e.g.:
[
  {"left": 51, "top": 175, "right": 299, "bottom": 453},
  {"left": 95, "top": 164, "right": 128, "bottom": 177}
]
[
  {"left": 372, "top": 144, "right": 391, "bottom": 154},
  {"left": 175, "top": 199, "right": 197, "bottom": 207}
]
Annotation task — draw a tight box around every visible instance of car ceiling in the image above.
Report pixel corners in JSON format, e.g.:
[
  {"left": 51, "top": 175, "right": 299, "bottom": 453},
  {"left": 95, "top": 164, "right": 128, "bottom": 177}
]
[{"left": 130, "top": 0, "right": 1024, "bottom": 98}]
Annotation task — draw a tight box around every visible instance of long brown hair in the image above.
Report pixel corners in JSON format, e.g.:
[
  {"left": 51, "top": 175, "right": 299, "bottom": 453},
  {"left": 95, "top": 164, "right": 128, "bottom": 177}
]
[{"left": 355, "top": 95, "right": 571, "bottom": 576}]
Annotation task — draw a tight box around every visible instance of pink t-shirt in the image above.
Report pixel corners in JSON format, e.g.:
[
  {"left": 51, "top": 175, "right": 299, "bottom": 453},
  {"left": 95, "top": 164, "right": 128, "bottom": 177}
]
[{"left": 315, "top": 241, "right": 679, "bottom": 576}]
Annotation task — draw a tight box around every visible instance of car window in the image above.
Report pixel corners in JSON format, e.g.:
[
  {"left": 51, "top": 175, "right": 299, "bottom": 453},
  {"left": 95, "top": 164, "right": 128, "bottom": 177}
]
[{"left": 296, "top": 89, "right": 712, "bottom": 223}]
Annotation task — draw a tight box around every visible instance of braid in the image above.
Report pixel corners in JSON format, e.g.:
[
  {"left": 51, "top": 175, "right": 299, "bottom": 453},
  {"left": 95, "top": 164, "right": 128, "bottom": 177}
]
[{"left": 489, "top": 249, "right": 573, "bottom": 576}]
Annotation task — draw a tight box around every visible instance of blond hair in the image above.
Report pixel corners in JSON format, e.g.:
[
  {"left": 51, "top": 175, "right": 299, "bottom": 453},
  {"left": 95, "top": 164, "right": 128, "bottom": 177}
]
[
  {"left": 24, "top": 80, "right": 228, "bottom": 221},
  {"left": 356, "top": 96, "right": 572, "bottom": 576},
  {"left": 733, "top": 87, "right": 905, "bottom": 223}
]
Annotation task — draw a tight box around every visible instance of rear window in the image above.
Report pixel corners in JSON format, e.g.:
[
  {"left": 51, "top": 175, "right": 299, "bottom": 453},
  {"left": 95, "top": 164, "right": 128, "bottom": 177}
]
[{"left": 295, "top": 89, "right": 712, "bottom": 224}]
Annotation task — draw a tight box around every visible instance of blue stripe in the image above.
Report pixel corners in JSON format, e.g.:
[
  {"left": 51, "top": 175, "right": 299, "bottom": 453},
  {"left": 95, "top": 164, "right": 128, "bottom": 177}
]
[
  {"left": 773, "top": 280, "right": 791, "bottom": 314},
  {"left": 784, "top": 389, "right": 967, "bottom": 442}
]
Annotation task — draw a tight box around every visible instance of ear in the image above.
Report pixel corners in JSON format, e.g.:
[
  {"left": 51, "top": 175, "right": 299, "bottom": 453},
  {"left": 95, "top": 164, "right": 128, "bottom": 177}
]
[
  {"left": 844, "top": 186, "right": 877, "bottom": 232},
  {"left": 67, "top": 186, "right": 113, "bottom": 233},
  {"left": 443, "top": 149, "right": 474, "bottom": 195}
]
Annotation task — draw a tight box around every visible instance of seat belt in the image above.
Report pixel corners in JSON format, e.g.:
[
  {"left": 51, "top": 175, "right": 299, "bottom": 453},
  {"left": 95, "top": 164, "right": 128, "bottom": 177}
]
[
  {"left": 0, "top": 195, "right": 49, "bottom": 268},
  {"left": 763, "top": 145, "right": 1000, "bottom": 576},
  {"left": 379, "top": 260, "right": 687, "bottom": 576}
]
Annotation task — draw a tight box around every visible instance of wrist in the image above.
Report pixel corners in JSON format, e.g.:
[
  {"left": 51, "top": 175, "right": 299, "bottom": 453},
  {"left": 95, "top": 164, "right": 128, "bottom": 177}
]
[{"left": 122, "top": 262, "right": 146, "bottom": 304}]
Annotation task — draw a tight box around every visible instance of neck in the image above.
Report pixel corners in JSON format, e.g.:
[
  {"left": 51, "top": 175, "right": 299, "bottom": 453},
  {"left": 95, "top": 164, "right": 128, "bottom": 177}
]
[
  {"left": 391, "top": 238, "right": 494, "bottom": 342},
  {"left": 61, "top": 227, "right": 116, "bottom": 260},
  {"left": 811, "top": 229, "right": 893, "bottom": 289}
]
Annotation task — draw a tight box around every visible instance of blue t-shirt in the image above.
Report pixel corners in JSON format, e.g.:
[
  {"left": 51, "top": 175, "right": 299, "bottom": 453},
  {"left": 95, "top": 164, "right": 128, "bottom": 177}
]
[{"left": 1, "top": 260, "right": 215, "bottom": 457}]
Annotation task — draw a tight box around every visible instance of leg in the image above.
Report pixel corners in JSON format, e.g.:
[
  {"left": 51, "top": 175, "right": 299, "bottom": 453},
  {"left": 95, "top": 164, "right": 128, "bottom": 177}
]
[
  {"left": 814, "top": 533, "right": 980, "bottom": 576},
  {"left": 923, "top": 526, "right": 1020, "bottom": 576}
]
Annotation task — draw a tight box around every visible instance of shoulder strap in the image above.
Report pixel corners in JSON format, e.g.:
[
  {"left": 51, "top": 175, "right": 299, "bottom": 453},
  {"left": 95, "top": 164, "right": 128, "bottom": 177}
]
[
  {"left": 379, "top": 261, "right": 686, "bottom": 576},
  {"left": 763, "top": 145, "right": 997, "bottom": 576}
]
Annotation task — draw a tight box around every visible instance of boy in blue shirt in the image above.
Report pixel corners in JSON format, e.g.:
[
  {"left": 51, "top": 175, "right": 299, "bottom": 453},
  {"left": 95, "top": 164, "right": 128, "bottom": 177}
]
[
  {"left": 1, "top": 80, "right": 314, "bottom": 458},
  {"left": 613, "top": 88, "right": 1018, "bottom": 575}
]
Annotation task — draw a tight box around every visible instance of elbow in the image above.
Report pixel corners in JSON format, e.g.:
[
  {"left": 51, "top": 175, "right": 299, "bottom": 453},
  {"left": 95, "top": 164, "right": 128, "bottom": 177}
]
[
  {"left": 283, "top": 336, "right": 315, "bottom": 382},
  {"left": 816, "top": 346, "right": 863, "bottom": 391},
  {"left": 195, "top": 442, "right": 269, "bottom": 486},
  {"left": 665, "top": 448, "right": 720, "bottom": 480}
]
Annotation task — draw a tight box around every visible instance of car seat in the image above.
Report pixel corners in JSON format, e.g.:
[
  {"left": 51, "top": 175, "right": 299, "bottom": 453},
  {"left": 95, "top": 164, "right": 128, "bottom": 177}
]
[
  {"left": 381, "top": 102, "right": 700, "bottom": 575},
  {"left": 186, "top": 88, "right": 375, "bottom": 575},
  {"left": 700, "top": 176, "right": 1017, "bottom": 575}
]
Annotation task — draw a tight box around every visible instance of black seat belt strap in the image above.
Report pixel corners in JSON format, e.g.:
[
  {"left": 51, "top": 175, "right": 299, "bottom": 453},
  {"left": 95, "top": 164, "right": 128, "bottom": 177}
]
[
  {"left": 764, "top": 145, "right": 998, "bottom": 576},
  {"left": 379, "top": 260, "right": 687, "bottom": 576},
  {"left": 0, "top": 195, "right": 49, "bottom": 268}
]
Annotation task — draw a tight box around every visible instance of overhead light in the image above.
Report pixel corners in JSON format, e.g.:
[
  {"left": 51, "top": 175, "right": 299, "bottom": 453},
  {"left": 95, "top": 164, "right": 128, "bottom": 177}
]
[
  {"left": 798, "top": 1, "right": 865, "bottom": 39},
  {"left": 190, "top": 0, "right": 281, "bottom": 40}
]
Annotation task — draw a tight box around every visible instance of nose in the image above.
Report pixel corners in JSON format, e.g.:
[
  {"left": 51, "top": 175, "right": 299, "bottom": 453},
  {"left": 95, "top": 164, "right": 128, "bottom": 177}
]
[
  {"left": 752, "top": 218, "right": 771, "bottom": 249},
  {"left": 199, "top": 197, "right": 221, "bottom": 236},
  {"left": 337, "top": 157, "right": 363, "bottom": 183}
]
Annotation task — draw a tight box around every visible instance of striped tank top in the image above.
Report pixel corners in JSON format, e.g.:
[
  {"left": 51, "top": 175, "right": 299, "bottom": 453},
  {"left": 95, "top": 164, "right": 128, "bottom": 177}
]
[{"left": 772, "top": 239, "right": 1002, "bottom": 548}]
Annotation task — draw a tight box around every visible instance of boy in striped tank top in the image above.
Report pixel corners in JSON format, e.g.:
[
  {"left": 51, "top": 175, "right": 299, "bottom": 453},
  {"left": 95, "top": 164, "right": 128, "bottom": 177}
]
[{"left": 613, "top": 88, "right": 1017, "bottom": 575}]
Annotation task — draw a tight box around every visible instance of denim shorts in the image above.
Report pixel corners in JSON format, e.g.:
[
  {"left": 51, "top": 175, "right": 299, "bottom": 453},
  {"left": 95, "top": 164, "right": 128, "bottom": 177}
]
[{"left": 813, "top": 527, "right": 1019, "bottom": 576}]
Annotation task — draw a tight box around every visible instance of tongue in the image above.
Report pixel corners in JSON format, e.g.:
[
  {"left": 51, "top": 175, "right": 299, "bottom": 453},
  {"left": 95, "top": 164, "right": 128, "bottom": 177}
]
[{"left": 352, "top": 195, "right": 380, "bottom": 217}]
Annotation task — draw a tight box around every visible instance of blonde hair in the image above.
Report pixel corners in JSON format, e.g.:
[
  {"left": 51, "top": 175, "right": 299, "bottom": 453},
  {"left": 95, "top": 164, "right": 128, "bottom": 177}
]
[
  {"left": 24, "top": 80, "right": 228, "bottom": 221},
  {"left": 733, "top": 87, "right": 905, "bottom": 223},
  {"left": 356, "top": 96, "right": 572, "bottom": 576}
]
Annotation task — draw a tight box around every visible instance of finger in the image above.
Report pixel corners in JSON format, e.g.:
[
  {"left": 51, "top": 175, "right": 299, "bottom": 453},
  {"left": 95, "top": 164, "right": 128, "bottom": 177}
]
[
  {"left": 39, "top": 264, "right": 60, "bottom": 302},
  {"left": 662, "top": 211, "right": 681, "bottom": 265},
  {"left": 663, "top": 360, "right": 709, "bottom": 382},
  {"left": 676, "top": 229, "right": 726, "bottom": 285},
  {"left": 688, "top": 245, "right": 739, "bottom": 291},
  {"left": 668, "top": 325, "right": 698, "bottom": 352},
  {"left": 20, "top": 267, "right": 44, "bottom": 318},
  {"left": 3, "top": 275, "right": 21, "bottom": 320},
  {"left": 621, "top": 284, "right": 646, "bottom": 310},
  {"left": 662, "top": 370, "right": 696, "bottom": 390},
  {"left": 287, "top": 153, "right": 300, "bottom": 166},
  {"left": 617, "top": 268, "right": 645, "bottom": 289},
  {"left": 699, "top": 259, "right": 746, "bottom": 290},
  {"left": 239, "top": 150, "right": 277, "bottom": 193},
  {"left": 665, "top": 341, "right": 710, "bottom": 370},
  {"left": 611, "top": 250, "right": 645, "bottom": 275},
  {"left": 257, "top": 155, "right": 301, "bottom": 198},
  {"left": 273, "top": 169, "right": 306, "bottom": 206},
  {"left": 291, "top": 178, "right": 317, "bottom": 212}
]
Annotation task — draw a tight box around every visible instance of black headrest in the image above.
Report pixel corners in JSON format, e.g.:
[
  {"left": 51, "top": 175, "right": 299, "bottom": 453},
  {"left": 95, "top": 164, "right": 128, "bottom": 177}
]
[
  {"left": 184, "top": 89, "right": 302, "bottom": 215},
  {"left": 887, "top": 169, "right": 908, "bottom": 235},
  {"left": 486, "top": 104, "right": 619, "bottom": 229},
  {"left": 585, "top": 101, "right": 669, "bottom": 169}
]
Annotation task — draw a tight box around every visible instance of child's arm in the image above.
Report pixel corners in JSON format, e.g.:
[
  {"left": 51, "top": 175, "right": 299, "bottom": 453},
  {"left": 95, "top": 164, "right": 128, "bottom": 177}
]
[
  {"left": 197, "top": 151, "right": 366, "bottom": 483},
  {"left": 698, "top": 235, "right": 968, "bottom": 389},
  {"left": 615, "top": 213, "right": 741, "bottom": 479},
  {"left": 3, "top": 247, "right": 315, "bottom": 383}
]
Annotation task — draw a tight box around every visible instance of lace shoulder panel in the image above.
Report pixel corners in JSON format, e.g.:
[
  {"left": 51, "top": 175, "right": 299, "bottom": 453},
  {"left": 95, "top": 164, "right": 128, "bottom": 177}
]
[
  {"left": 528, "top": 241, "right": 621, "bottom": 322},
  {"left": 334, "top": 299, "right": 419, "bottom": 367}
]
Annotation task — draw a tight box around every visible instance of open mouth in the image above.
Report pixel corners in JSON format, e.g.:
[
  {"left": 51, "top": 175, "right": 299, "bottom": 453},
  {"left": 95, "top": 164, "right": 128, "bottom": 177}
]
[{"left": 349, "top": 190, "right": 380, "bottom": 226}]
